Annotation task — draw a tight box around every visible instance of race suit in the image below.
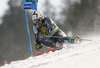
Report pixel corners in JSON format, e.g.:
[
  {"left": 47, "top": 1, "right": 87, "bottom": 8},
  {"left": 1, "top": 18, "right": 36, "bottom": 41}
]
[{"left": 33, "top": 17, "right": 69, "bottom": 48}]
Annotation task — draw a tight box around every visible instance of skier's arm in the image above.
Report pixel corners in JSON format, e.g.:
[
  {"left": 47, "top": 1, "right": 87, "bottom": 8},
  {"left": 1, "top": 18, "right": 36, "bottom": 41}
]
[
  {"left": 45, "top": 18, "right": 54, "bottom": 33},
  {"left": 33, "top": 25, "right": 40, "bottom": 44}
]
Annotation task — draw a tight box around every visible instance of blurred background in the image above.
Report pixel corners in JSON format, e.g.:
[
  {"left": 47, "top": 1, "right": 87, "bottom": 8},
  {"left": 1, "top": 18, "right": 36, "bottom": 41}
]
[{"left": 0, "top": 0, "right": 100, "bottom": 64}]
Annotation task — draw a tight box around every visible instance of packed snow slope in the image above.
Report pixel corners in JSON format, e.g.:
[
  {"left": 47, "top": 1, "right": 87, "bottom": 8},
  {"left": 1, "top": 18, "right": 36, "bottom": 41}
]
[{"left": 1, "top": 35, "right": 100, "bottom": 68}]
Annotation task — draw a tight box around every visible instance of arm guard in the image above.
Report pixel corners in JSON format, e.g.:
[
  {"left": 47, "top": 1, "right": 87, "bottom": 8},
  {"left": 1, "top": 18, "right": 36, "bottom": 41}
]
[
  {"left": 33, "top": 25, "right": 40, "bottom": 44},
  {"left": 45, "top": 18, "right": 53, "bottom": 32}
]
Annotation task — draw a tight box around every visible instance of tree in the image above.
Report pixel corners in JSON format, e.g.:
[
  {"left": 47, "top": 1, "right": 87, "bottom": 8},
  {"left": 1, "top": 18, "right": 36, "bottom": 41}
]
[
  {"left": 0, "top": 0, "right": 30, "bottom": 64},
  {"left": 61, "top": 0, "right": 98, "bottom": 36}
]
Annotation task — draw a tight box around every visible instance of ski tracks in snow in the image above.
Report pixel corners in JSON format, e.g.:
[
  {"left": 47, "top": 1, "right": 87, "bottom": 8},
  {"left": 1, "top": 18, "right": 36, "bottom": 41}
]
[{"left": 1, "top": 36, "right": 100, "bottom": 68}]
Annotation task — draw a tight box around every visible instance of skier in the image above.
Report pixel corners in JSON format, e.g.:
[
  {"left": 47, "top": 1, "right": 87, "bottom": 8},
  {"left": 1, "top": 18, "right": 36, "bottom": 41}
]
[{"left": 32, "top": 10, "right": 75, "bottom": 50}]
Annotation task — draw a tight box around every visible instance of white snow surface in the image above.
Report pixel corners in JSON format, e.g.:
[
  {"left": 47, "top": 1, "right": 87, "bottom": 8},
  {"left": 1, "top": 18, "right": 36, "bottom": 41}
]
[
  {"left": 0, "top": 0, "right": 9, "bottom": 24},
  {"left": 1, "top": 35, "right": 100, "bottom": 68}
]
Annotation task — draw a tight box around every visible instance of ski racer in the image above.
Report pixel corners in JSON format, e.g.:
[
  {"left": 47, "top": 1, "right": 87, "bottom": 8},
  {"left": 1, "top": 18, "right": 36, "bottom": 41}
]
[{"left": 32, "top": 10, "right": 75, "bottom": 50}]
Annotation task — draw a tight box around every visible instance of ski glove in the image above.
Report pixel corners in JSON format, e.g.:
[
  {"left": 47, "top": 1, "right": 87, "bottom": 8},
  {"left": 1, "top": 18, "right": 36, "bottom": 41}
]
[{"left": 35, "top": 44, "right": 42, "bottom": 50}]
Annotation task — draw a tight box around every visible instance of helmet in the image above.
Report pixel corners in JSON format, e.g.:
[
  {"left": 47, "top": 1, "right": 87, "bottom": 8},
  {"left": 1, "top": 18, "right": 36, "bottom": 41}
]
[{"left": 32, "top": 10, "right": 44, "bottom": 23}]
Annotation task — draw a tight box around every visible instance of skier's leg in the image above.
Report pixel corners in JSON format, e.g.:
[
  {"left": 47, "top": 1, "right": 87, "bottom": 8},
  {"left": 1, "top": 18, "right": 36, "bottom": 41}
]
[
  {"left": 58, "top": 37, "right": 74, "bottom": 43},
  {"left": 38, "top": 37, "right": 55, "bottom": 48},
  {"left": 51, "top": 30, "right": 67, "bottom": 48},
  {"left": 53, "top": 30, "right": 74, "bottom": 43}
]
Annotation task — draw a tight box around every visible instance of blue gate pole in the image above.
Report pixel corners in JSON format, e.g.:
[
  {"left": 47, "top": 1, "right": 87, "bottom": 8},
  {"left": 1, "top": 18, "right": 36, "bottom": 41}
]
[
  {"left": 23, "top": 0, "right": 38, "bottom": 57},
  {"left": 24, "top": 9, "right": 33, "bottom": 57}
]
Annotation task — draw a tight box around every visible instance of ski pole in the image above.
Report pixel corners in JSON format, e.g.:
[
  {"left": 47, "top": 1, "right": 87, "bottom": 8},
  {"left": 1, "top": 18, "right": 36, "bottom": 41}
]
[
  {"left": 67, "top": 37, "right": 92, "bottom": 41},
  {"left": 44, "top": 35, "right": 92, "bottom": 41}
]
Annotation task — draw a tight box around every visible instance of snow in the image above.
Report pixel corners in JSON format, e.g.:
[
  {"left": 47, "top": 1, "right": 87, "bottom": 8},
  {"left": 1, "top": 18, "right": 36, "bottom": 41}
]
[
  {"left": 38, "top": 0, "right": 62, "bottom": 12},
  {"left": 0, "top": 0, "right": 9, "bottom": 24},
  {"left": 0, "top": 0, "right": 62, "bottom": 25},
  {"left": 0, "top": 35, "right": 100, "bottom": 68},
  {"left": 0, "top": 1, "right": 100, "bottom": 68},
  {"left": 0, "top": 0, "right": 9, "bottom": 17},
  {"left": 38, "top": 0, "right": 62, "bottom": 21}
]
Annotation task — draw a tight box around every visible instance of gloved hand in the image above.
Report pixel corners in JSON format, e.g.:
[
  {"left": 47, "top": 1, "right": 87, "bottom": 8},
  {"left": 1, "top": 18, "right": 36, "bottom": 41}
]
[
  {"left": 74, "top": 37, "right": 81, "bottom": 43},
  {"left": 75, "top": 37, "right": 80, "bottom": 40},
  {"left": 35, "top": 44, "right": 42, "bottom": 50},
  {"left": 68, "top": 37, "right": 80, "bottom": 43}
]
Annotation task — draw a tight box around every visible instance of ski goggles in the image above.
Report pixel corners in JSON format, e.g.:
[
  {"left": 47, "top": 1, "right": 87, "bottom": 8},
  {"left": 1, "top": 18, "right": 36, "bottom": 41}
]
[{"left": 33, "top": 18, "right": 42, "bottom": 24}]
